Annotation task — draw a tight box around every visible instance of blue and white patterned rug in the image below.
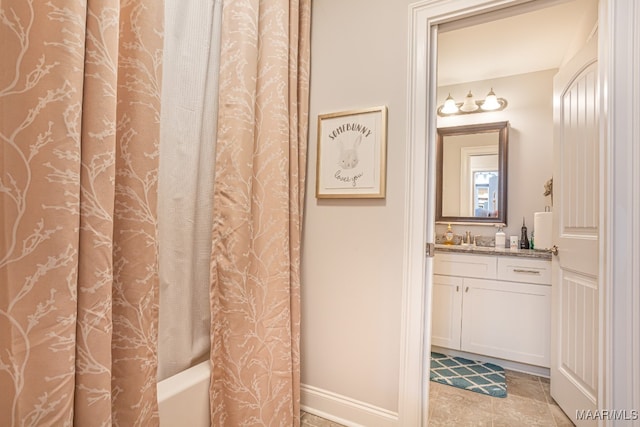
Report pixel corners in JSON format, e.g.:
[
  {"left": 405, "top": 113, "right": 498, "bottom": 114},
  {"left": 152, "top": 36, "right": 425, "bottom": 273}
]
[{"left": 430, "top": 352, "right": 507, "bottom": 398}]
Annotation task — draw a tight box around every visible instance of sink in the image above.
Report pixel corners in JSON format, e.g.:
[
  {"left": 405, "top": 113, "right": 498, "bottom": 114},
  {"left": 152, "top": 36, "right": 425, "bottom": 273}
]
[
  {"left": 435, "top": 235, "right": 495, "bottom": 247},
  {"left": 475, "top": 240, "right": 495, "bottom": 248}
]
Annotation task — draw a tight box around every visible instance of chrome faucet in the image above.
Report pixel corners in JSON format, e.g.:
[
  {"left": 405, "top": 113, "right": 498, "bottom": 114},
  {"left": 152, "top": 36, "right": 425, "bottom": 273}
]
[{"left": 465, "top": 231, "right": 472, "bottom": 245}]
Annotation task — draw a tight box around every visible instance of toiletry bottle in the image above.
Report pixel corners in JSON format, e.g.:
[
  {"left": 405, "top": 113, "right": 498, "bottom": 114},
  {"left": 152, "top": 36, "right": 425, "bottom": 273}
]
[
  {"left": 520, "top": 217, "right": 530, "bottom": 249},
  {"left": 495, "top": 226, "right": 506, "bottom": 248},
  {"left": 530, "top": 231, "right": 535, "bottom": 250},
  {"left": 444, "top": 224, "right": 454, "bottom": 245}
]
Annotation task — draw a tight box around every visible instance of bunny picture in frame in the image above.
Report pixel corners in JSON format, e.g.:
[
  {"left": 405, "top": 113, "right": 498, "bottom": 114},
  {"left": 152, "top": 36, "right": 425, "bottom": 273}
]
[
  {"left": 337, "top": 133, "right": 362, "bottom": 170},
  {"left": 316, "top": 106, "right": 387, "bottom": 199}
]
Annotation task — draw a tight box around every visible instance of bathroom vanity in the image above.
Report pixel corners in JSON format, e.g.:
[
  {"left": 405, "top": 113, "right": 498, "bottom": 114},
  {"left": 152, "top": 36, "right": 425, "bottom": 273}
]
[{"left": 432, "top": 245, "right": 552, "bottom": 370}]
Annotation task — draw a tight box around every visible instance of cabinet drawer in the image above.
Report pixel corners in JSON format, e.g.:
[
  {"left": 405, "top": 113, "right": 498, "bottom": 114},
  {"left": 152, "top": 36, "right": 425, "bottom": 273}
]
[
  {"left": 497, "top": 257, "right": 551, "bottom": 285},
  {"left": 434, "top": 253, "right": 496, "bottom": 279}
]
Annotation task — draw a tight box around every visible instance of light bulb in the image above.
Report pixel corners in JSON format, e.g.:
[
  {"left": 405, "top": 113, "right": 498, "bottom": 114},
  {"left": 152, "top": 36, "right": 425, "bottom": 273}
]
[
  {"left": 460, "top": 91, "right": 479, "bottom": 112},
  {"left": 440, "top": 94, "right": 459, "bottom": 114},
  {"left": 481, "top": 88, "right": 501, "bottom": 111}
]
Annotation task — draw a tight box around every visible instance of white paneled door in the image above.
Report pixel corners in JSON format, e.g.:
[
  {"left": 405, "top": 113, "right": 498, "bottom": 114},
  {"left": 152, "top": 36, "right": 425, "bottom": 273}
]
[{"left": 551, "top": 35, "right": 599, "bottom": 426}]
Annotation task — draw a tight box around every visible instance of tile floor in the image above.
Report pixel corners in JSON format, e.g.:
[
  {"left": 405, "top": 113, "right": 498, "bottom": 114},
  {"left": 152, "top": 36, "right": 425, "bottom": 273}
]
[
  {"left": 428, "top": 370, "right": 574, "bottom": 426},
  {"left": 301, "top": 370, "right": 575, "bottom": 426},
  {"left": 301, "top": 411, "right": 346, "bottom": 427}
]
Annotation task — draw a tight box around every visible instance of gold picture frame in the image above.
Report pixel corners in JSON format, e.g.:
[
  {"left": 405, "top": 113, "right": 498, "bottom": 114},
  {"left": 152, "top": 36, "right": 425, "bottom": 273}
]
[{"left": 315, "top": 105, "right": 388, "bottom": 198}]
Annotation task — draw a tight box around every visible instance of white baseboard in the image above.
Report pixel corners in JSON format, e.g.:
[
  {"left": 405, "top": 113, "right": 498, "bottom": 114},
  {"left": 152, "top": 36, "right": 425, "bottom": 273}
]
[
  {"left": 431, "top": 346, "right": 551, "bottom": 378},
  {"left": 301, "top": 384, "right": 399, "bottom": 427}
]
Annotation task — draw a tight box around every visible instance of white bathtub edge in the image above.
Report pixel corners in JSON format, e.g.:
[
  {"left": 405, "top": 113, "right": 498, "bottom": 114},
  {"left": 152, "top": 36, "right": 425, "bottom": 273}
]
[{"left": 157, "top": 361, "right": 211, "bottom": 427}]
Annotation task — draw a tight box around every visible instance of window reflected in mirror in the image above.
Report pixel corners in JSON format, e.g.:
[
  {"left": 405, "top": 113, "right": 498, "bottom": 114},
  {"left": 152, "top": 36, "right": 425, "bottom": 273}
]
[{"left": 473, "top": 170, "right": 498, "bottom": 217}]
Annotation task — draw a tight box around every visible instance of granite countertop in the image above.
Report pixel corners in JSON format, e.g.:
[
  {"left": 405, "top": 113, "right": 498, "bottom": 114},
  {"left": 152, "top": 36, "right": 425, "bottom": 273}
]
[{"left": 434, "top": 243, "right": 552, "bottom": 260}]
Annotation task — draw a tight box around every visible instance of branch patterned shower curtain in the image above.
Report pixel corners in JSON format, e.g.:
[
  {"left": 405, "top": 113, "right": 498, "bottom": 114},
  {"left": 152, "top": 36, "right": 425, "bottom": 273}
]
[
  {"left": 0, "top": 0, "right": 164, "bottom": 425},
  {"left": 1, "top": 0, "right": 310, "bottom": 424},
  {"left": 209, "top": 0, "right": 310, "bottom": 424}
]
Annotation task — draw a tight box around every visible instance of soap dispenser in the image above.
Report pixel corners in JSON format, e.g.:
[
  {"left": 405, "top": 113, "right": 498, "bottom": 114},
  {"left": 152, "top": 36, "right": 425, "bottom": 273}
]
[
  {"left": 495, "top": 225, "right": 506, "bottom": 248},
  {"left": 444, "top": 224, "right": 454, "bottom": 245}
]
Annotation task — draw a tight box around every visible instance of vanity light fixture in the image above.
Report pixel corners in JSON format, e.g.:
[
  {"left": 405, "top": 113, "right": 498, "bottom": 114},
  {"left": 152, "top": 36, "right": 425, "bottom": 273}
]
[{"left": 437, "top": 88, "right": 508, "bottom": 117}]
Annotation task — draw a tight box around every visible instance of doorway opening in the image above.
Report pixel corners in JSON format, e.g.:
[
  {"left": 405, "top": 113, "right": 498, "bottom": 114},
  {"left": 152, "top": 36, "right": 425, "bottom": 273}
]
[
  {"left": 398, "top": 0, "right": 610, "bottom": 426},
  {"left": 430, "top": 1, "right": 598, "bottom": 424}
]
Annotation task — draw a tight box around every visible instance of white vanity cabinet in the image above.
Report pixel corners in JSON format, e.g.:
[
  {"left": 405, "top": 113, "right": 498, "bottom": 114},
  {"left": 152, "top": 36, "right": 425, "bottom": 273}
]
[{"left": 432, "top": 251, "right": 551, "bottom": 368}]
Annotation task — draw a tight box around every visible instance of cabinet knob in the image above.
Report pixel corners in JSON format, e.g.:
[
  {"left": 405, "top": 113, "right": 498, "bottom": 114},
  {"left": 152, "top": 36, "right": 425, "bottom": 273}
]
[{"left": 465, "top": 286, "right": 469, "bottom": 293}]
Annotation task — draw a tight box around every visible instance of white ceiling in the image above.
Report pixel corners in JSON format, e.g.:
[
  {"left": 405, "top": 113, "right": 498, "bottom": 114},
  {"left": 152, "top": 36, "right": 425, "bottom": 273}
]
[{"left": 437, "top": 0, "right": 599, "bottom": 86}]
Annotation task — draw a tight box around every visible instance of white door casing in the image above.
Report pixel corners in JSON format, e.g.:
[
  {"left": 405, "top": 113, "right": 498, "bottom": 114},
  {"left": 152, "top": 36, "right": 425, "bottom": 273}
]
[{"left": 551, "top": 35, "right": 599, "bottom": 426}]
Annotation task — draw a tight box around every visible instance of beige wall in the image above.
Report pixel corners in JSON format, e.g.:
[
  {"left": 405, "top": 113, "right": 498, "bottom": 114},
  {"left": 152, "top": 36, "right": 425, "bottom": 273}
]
[
  {"left": 302, "top": 0, "right": 415, "bottom": 414},
  {"left": 302, "top": 1, "right": 555, "bottom": 418},
  {"left": 436, "top": 69, "right": 556, "bottom": 240}
]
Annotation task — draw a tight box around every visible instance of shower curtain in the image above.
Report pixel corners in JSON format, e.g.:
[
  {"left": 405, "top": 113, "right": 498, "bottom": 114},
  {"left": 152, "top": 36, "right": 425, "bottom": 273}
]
[
  {"left": 0, "top": 0, "right": 163, "bottom": 425},
  {"left": 2, "top": 0, "right": 310, "bottom": 424},
  {"left": 209, "top": 0, "right": 311, "bottom": 424},
  {"left": 157, "top": 0, "right": 311, "bottom": 422}
]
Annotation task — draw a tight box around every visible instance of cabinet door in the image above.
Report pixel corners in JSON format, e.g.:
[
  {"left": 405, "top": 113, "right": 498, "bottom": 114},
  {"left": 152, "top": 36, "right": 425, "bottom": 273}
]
[
  {"left": 431, "top": 274, "right": 463, "bottom": 349},
  {"left": 460, "top": 278, "right": 551, "bottom": 367}
]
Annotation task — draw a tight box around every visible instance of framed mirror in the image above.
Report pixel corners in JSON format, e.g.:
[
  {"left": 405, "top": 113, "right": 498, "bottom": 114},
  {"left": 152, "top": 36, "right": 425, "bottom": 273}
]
[{"left": 436, "top": 121, "right": 509, "bottom": 225}]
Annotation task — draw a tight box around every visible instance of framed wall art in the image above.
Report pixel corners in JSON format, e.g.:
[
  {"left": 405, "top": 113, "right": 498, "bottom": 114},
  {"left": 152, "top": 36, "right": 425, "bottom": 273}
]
[{"left": 315, "top": 105, "right": 388, "bottom": 198}]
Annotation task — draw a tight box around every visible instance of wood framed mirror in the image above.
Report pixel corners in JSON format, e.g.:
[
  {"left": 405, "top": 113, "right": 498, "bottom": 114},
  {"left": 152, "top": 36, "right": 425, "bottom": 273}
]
[{"left": 436, "top": 121, "right": 509, "bottom": 225}]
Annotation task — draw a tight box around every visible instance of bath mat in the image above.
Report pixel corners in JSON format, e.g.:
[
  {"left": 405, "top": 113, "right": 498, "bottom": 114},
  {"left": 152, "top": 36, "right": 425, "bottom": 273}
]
[{"left": 430, "top": 352, "right": 507, "bottom": 398}]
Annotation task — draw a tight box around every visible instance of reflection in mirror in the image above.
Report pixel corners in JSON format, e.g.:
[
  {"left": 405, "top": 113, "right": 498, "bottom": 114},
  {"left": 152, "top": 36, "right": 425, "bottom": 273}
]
[{"left": 436, "top": 121, "right": 508, "bottom": 225}]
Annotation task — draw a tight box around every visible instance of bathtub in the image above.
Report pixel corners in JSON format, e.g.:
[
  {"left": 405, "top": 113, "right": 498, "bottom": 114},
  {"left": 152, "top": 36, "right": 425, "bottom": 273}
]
[{"left": 157, "top": 361, "right": 211, "bottom": 427}]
